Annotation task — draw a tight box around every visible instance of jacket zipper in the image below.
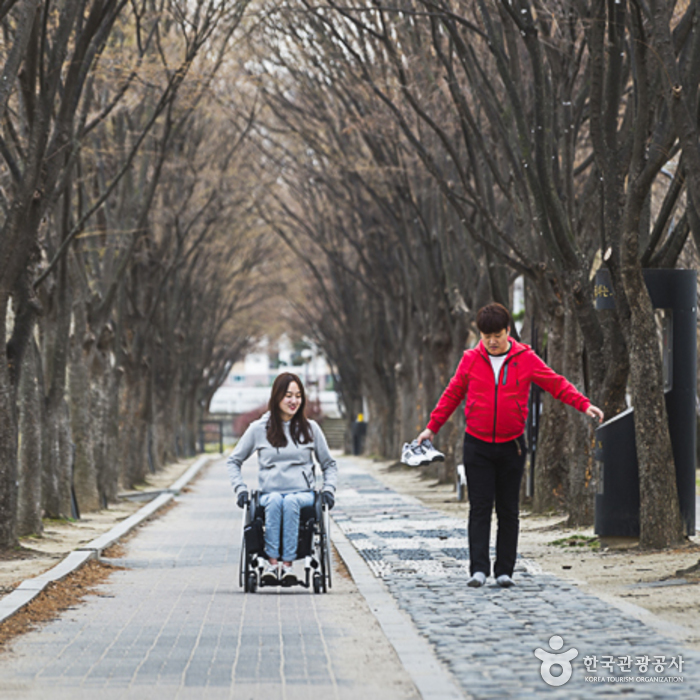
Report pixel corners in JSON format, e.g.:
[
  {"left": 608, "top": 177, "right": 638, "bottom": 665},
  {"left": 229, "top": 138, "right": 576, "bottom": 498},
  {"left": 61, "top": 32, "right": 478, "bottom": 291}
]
[
  {"left": 482, "top": 348, "right": 526, "bottom": 443},
  {"left": 493, "top": 380, "right": 498, "bottom": 442}
]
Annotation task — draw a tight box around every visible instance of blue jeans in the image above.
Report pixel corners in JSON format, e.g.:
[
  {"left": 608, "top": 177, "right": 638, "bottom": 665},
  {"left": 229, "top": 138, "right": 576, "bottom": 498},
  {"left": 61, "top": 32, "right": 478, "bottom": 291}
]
[{"left": 260, "top": 491, "right": 315, "bottom": 562}]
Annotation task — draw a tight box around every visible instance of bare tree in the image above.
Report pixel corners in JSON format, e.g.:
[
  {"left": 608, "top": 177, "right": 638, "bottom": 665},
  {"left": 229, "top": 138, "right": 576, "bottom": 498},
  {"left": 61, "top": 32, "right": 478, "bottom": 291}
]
[
  {"left": 1, "top": 0, "right": 128, "bottom": 543},
  {"left": 3, "top": 0, "right": 261, "bottom": 542},
  {"left": 243, "top": 0, "right": 698, "bottom": 545}
]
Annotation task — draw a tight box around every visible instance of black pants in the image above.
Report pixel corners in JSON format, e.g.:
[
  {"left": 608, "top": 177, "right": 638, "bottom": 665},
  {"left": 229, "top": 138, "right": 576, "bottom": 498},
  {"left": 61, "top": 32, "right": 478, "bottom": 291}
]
[{"left": 463, "top": 433, "right": 526, "bottom": 578}]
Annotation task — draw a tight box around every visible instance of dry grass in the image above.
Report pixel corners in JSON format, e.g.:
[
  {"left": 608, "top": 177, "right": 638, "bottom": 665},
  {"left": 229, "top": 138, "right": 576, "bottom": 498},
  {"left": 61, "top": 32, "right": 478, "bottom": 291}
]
[
  {"left": 332, "top": 543, "right": 352, "bottom": 580},
  {"left": 0, "top": 559, "right": 120, "bottom": 650},
  {"left": 101, "top": 542, "right": 127, "bottom": 559}
]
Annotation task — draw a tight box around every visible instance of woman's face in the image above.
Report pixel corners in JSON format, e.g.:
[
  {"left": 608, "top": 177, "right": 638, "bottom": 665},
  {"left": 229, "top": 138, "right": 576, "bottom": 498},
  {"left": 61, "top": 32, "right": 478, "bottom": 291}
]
[{"left": 279, "top": 381, "right": 302, "bottom": 421}]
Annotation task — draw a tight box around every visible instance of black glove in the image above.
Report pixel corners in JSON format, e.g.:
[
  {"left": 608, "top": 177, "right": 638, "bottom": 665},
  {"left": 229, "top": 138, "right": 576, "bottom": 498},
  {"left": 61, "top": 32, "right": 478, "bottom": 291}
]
[
  {"left": 322, "top": 491, "right": 335, "bottom": 510},
  {"left": 236, "top": 490, "right": 249, "bottom": 509}
]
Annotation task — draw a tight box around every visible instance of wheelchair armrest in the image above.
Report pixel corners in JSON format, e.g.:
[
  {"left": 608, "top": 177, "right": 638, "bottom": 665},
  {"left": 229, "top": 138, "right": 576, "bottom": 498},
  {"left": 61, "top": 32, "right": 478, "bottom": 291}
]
[
  {"left": 249, "top": 491, "right": 267, "bottom": 522},
  {"left": 314, "top": 490, "right": 324, "bottom": 519}
]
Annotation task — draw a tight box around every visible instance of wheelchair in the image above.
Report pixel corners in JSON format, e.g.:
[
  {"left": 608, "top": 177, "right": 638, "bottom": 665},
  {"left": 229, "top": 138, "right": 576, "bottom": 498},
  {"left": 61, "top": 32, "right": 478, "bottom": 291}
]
[{"left": 239, "top": 490, "right": 332, "bottom": 594}]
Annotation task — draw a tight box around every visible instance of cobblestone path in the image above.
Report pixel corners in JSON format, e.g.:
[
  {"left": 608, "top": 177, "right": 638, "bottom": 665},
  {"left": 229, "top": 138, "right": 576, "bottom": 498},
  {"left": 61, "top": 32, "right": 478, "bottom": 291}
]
[{"left": 333, "top": 456, "right": 700, "bottom": 699}]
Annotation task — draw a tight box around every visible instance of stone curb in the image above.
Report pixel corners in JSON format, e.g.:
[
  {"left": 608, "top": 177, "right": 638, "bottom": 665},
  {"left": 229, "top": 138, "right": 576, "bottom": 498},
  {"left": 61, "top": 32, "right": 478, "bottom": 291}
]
[
  {"left": 331, "top": 519, "right": 468, "bottom": 700},
  {"left": 0, "top": 454, "right": 214, "bottom": 626}
]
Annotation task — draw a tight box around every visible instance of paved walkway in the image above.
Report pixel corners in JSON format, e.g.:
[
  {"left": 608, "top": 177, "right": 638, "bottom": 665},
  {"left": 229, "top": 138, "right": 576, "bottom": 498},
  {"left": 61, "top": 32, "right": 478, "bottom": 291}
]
[{"left": 0, "top": 458, "right": 420, "bottom": 700}]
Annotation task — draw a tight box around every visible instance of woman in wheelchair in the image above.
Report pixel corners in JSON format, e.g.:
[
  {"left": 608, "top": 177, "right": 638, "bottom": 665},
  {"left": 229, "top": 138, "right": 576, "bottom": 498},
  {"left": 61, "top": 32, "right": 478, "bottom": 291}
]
[{"left": 226, "top": 372, "right": 337, "bottom": 586}]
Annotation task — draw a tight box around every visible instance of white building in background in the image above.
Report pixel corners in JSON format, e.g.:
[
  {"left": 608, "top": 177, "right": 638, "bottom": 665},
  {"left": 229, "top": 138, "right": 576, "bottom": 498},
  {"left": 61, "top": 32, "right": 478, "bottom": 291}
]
[
  {"left": 209, "top": 336, "right": 341, "bottom": 418},
  {"left": 513, "top": 275, "right": 525, "bottom": 334}
]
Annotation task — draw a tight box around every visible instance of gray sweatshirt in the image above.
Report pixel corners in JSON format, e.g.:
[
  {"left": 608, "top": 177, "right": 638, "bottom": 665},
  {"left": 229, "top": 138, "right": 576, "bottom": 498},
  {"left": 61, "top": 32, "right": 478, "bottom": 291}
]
[{"left": 226, "top": 413, "right": 338, "bottom": 496}]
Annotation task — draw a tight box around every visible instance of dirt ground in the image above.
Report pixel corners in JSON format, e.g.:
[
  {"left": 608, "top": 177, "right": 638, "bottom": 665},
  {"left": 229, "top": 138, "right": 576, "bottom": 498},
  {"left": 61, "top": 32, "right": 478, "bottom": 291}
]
[
  {"left": 0, "top": 456, "right": 201, "bottom": 596},
  {"left": 359, "top": 457, "right": 700, "bottom": 650}
]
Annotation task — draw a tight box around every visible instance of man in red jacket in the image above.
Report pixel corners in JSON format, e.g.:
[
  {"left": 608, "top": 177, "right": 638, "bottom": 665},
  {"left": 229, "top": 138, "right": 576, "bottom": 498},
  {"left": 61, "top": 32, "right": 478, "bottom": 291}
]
[{"left": 417, "top": 303, "right": 604, "bottom": 588}]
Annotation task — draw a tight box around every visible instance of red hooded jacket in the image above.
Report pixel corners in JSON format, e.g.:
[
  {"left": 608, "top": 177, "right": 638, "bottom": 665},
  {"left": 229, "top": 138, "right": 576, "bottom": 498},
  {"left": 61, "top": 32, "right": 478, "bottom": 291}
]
[{"left": 426, "top": 338, "right": 591, "bottom": 443}]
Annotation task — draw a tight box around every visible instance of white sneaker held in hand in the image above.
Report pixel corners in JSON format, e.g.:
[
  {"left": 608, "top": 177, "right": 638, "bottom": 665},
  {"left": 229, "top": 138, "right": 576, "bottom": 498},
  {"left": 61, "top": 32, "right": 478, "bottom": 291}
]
[
  {"left": 421, "top": 438, "right": 445, "bottom": 463},
  {"left": 401, "top": 441, "right": 430, "bottom": 467}
]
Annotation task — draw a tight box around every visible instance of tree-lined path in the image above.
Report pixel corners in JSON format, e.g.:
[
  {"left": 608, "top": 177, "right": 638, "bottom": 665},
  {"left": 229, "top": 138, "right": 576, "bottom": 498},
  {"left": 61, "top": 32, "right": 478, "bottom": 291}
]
[{"left": 4, "top": 0, "right": 700, "bottom": 573}]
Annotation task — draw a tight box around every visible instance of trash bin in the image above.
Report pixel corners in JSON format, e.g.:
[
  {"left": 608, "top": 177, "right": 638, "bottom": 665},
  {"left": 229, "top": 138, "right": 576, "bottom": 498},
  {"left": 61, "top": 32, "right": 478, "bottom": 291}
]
[{"left": 594, "top": 408, "right": 639, "bottom": 537}]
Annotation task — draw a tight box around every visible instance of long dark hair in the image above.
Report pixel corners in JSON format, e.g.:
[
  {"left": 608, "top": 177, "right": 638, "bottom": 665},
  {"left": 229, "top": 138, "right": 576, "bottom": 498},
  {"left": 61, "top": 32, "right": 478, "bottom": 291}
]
[{"left": 266, "top": 372, "right": 313, "bottom": 448}]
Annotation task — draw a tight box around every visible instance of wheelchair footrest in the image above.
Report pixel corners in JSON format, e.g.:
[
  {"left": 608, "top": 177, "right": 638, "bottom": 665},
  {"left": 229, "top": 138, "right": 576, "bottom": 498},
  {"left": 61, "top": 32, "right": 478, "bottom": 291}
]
[{"left": 255, "top": 561, "right": 313, "bottom": 589}]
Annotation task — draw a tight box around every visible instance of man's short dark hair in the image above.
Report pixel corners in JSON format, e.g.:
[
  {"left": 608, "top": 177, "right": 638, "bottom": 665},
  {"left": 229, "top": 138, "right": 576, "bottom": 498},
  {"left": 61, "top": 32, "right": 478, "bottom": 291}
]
[{"left": 476, "top": 303, "right": 511, "bottom": 334}]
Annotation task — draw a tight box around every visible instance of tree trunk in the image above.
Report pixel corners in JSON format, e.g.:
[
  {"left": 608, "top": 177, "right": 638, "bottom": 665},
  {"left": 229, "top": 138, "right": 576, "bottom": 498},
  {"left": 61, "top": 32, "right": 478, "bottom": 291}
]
[
  {"left": 427, "top": 334, "right": 462, "bottom": 484},
  {"left": 365, "top": 393, "right": 396, "bottom": 458},
  {"left": 68, "top": 305, "right": 100, "bottom": 512},
  {"left": 154, "top": 376, "right": 183, "bottom": 467},
  {"left": 565, "top": 413, "right": 596, "bottom": 527},
  {"left": 0, "top": 291, "right": 20, "bottom": 547},
  {"left": 396, "top": 357, "right": 418, "bottom": 453},
  {"left": 18, "top": 338, "right": 44, "bottom": 536},
  {"left": 40, "top": 409, "right": 60, "bottom": 517},
  {"left": 97, "top": 364, "right": 122, "bottom": 503},
  {"left": 533, "top": 308, "right": 568, "bottom": 513},
  {"left": 621, "top": 176, "right": 685, "bottom": 548},
  {"left": 42, "top": 396, "right": 74, "bottom": 519},
  {"left": 152, "top": 400, "right": 168, "bottom": 470},
  {"left": 563, "top": 298, "right": 596, "bottom": 527},
  {"left": 622, "top": 269, "right": 684, "bottom": 548},
  {"left": 182, "top": 386, "right": 199, "bottom": 457},
  {"left": 40, "top": 251, "right": 73, "bottom": 519},
  {"left": 120, "top": 368, "right": 149, "bottom": 488}
]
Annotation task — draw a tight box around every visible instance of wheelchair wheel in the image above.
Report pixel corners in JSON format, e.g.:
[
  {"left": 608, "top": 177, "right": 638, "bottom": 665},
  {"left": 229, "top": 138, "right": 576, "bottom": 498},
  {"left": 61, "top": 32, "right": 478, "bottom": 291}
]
[
  {"left": 324, "top": 508, "right": 333, "bottom": 590},
  {"left": 313, "top": 573, "right": 323, "bottom": 594},
  {"left": 239, "top": 504, "right": 248, "bottom": 589},
  {"left": 243, "top": 543, "right": 252, "bottom": 592},
  {"left": 246, "top": 572, "right": 257, "bottom": 593},
  {"left": 318, "top": 506, "right": 332, "bottom": 592},
  {"left": 318, "top": 545, "right": 327, "bottom": 593}
]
